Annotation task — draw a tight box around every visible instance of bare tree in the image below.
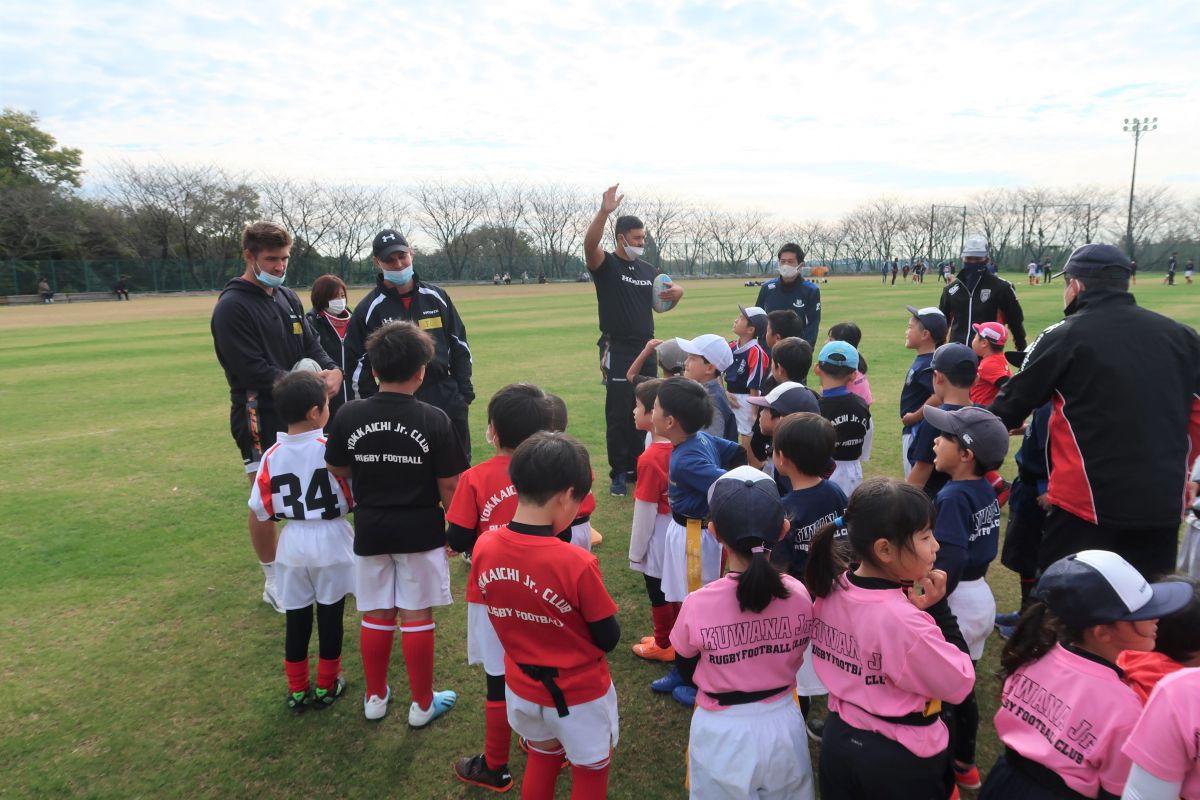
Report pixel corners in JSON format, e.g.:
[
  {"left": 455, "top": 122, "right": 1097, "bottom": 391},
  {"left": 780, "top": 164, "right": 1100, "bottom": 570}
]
[
  {"left": 896, "top": 205, "right": 930, "bottom": 265},
  {"left": 1111, "top": 185, "right": 1183, "bottom": 267},
  {"left": 634, "top": 194, "right": 689, "bottom": 270},
  {"left": 704, "top": 208, "right": 762, "bottom": 273},
  {"left": 967, "top": 189, "right": 1021, "bottom": 267},
  {"left": 526, "top": 183, "right": 587, "bottom": 278},
  {"left": 259, "top": 179, "right": 337, "bottom": 263},
  {"left": 411, "top": 180, "right": 488, "bottom": 279},
  {"left": 484, "top": 182, "right": 528, "bottom": 277}
]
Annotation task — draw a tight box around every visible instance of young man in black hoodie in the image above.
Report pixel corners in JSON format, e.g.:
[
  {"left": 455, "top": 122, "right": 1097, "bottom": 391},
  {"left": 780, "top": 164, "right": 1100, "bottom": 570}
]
[{"left": 211, "top": 221, "right": 341, "bottom": 611}]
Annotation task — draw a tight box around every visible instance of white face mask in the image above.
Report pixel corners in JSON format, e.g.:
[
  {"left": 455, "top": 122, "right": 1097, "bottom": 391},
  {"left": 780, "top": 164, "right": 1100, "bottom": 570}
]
[
  {"left": 778, "top": 264, "right": 800, "bottom": 280},
  {"left": 327, "top": 298, "right": 347, "bottom": 314},
  {"left": 620, "top": 237, "right": 645, "bottom": 260}
]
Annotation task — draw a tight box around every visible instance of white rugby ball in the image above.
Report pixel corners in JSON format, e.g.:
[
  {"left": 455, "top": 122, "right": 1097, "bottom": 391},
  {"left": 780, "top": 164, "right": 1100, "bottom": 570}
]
[
  {"left": 292, "top": 358, "right": 322, "bottom": 373},
  {"left": 652, "top": 273, "right": 675, "bottom": 313}
]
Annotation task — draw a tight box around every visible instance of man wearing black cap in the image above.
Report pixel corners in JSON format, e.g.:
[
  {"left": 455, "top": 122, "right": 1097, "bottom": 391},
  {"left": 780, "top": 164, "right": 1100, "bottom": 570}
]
[
  {"left": 345, "top": 229, "right": 475, "bottom": 456},
  {"left": 937, "top": 236, "right": 1027, "bottom": 351},
  {"left": 990, "top": 243, "right": 1200, "bottom": 578}
]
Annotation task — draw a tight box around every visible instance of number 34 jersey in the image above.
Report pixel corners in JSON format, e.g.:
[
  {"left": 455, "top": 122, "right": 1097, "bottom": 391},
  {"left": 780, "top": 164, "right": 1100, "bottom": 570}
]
[{"left": 249, "top": 428, "right": 354, "bottom": 523}]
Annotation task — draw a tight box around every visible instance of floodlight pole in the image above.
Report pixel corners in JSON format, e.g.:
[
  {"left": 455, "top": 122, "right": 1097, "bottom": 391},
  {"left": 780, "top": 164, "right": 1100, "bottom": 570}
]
[{"left": 1123, "top": 116, "right": 1157, "bottom": 260}]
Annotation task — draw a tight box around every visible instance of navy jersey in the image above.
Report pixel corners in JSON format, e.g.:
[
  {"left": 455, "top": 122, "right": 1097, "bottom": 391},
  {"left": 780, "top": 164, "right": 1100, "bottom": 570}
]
[
  {"left": 933, "top": 478, "right": 1001, "bottom": 594},
  {"left": 908, "top": 402, "right": 965, "bottom": 499},
  {"left": 754, "top": 277, "right": 822, "bottom": 346},
  {"left": 770, "top": 480, "right": 848, "bottom": 580},
  {"left": 900, "top": 352, "right": 935, "bottom": 434},
  {"left": 1008, "top": 402, "right": 1052, "bottom": 519},
  {"left": 701, "top": 379, "right": 738, "bottom": 442},
  {"left": 724, "top": 339, "right": 770, "bottom": 394},
  {"left": 817, "top": 387, "right": 871, "bottom": 462},
  {"left": 668, "top": 432, "right": 742, "bottom": 520}
]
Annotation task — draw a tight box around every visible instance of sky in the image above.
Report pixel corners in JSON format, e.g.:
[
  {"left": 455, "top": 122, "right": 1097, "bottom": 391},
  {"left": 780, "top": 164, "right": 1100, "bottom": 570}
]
[{"left": 3, "top": 0, "right": 1198, "bottom": 220}]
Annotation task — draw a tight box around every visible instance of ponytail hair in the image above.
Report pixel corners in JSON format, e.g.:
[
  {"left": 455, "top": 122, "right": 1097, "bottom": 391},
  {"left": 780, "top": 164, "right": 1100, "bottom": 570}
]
[
  {"left": 733, "top": 539, "right": 790, "bottom": 613},
  {"left": 999, "top": 601, "right": 1082, "bottom": 679},
  {"left": 804, "top": 477, "right": 935, "bottom": 598}
]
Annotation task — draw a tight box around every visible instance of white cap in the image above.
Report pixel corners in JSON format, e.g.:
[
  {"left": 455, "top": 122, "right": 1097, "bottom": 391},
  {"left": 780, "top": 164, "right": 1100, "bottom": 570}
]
[
  {"left": 962, "top": 236, "right": 989, "bottom": 258},
  {"left": 675, "top": 334, "right": 733, "bottom": 372}
]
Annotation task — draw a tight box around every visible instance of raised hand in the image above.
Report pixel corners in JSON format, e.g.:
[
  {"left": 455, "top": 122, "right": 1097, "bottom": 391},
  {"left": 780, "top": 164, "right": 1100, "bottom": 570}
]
[{"left": 601, "top": 184, "right": 624, "bottom": 215}]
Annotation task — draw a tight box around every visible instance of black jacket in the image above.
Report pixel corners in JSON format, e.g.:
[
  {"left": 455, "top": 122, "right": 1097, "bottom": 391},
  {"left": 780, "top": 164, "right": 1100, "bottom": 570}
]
[
  {"left": 989, "top": 289, "right": 1200, "bottom": 528},
  {"left": 938, "top": 267, "right": 1028, "bottom": 350},
  {"left": 211, "top": 278, "right": 335, "bottom": 409},
  {"left": 306, "top": 309, "right": 353, "bottom": 416},
  {"left": 345, "top": 274, "right": 474, "bottom": 410}
]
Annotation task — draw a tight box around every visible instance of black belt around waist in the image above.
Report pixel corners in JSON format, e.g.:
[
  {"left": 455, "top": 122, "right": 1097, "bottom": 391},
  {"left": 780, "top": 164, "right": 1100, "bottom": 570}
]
[
  {"left": 846, "top": 698, "right": 942, "bottom": 727},
  {"left": 705, "top": 685, "right": 791, "bottom": 707},
  {"left": 516, "top": 663, "right": 569, "bottom": 718},
  {"left": 1004, "top": 748, "right": 1092, "bottom": 800},
  {"left": 672, "top": 512, "right": 708, "bottom": 527},
  {"left": 571, "top": 514, "right": 590, "bottom": 526}
]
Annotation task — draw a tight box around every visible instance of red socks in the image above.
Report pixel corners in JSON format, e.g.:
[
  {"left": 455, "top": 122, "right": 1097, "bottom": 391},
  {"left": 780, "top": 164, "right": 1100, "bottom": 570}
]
[
  {"left": 284, "top": 657, "right": 309, "bottom": 693},
  {"left": 484, "top": 700, "right": 512, "bottom": 771},
  {"left": 521, "top": 745, "right": 566, "bottom": 800},
  {"left": 316, "top": 656, "right": 340, "bottom": 691},
  {"left": 401, "top": 619, "right": 435, "bottom": 709},
  {"left": 651, "top": 604, "right": 677, "bottom": 649},
  {"left": 360, "top": 615, "right": 396, "bottom": 699},
  {"left": 570, "top": 762, "right": 611, "bottom": 800}
]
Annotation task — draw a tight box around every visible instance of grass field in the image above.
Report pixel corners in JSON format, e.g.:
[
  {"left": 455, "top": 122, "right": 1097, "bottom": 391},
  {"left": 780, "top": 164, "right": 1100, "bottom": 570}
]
[{"left": 1, "top": 275, "right": 1194, "bottom": 799}]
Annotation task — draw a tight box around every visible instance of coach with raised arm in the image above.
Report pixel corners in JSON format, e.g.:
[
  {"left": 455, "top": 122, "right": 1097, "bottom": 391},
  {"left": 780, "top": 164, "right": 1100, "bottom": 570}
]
[
  {"left": 345, "top": 229, "right": 474, "bottom": 456},
  {"left": 989, "top": 244, "right": 1200, "bottom": 579},
  {"left": 584, "top": 184, "right": 684, "bottom": 497},
  {"left": 211, "top": 221, "right": 341, "bottom": 612},
  {"left": 938, "top": 236, "right": 1027, "bottom": 351}
]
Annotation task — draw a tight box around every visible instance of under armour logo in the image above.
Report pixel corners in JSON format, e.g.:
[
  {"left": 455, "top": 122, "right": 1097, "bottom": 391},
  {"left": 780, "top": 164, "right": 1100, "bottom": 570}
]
[{"left": 382, "top": 233, "right": 396, "bottom": 242}]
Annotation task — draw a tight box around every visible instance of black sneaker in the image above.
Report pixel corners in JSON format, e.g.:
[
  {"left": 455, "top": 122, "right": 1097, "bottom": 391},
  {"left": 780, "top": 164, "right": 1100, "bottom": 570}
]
[
  {"left": 311, "top": 676, "right": 346, "bottom": 710},
  {"left": 453, "top": 754, "right": 513, "bottom": 793},
  {"left": 805, "top": 715, "right": 825, "bottom": 742},
  {"left": 287, "top": 689, "right": 311, "bottom": 714},
  {"left": 609, "top": 474, "right": 627, "bottom": 496}
]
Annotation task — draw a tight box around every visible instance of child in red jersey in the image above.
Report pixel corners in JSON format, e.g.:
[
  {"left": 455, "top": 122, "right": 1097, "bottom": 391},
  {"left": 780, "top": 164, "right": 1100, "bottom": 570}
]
[
  {"left": 969, "top": 322, "right": 1012, "bottom": 405},
  {"left": 629, "top": 379, "right": 677, "bottom": 663},
  {"left": 471, "top": 433, "right": 621, "bottom": 800},
  {"left": 1117, "top": 577, "right": 1200, "bottom": 703},
  {"left": 806, "top": 478, "right": 975, "bottom": 800},
  {"left": 980, "top": 551, "right": 1192, "bottom": 800},
  {"left": 447, "top": 383, "right": 552, "bottom": 793}
]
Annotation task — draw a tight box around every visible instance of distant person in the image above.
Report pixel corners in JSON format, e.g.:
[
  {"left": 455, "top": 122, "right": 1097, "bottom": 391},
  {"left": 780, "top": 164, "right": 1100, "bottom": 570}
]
[
  {"left": 1165, "top": 252, "right": 1177, "bottom": 285},
  {"left": 537, "top": 272, "right": 547, "bottom": 284},
  {"left": 113, "top": 275, "right": 130, "bottom": 300},
  {"left": 1027, "top": 261, "right": 1039, "bottom": 286},
  {"left": 38, "top": 276, "right": 53, "bottom": 303},
  {"left": 1186, "top": 258, "right": 1194, "bottom": 285},
  {"left": 1130, "top": 259, "right": 1138, "bottom": 285},
  {"left": 1042, "top": 257, "right": 1053, "bottom": 285},
  {"left": 891, "top": 258, "right": 898, "bottom": 285},
  {"left": 754, "top": 243, "right": 821, "bottom": 346},
  {"left": 521, "top": 271, "right": 529, "bottom": 284},
  {"left": 881, "top": 262, "right": 889, "bottom": 284},
  {"left": 305, "top": 274, "right": 354, "bottom": 418},
  {"left": 937, "top": 236, "right": 1027, "bottom": 351},
  {"left": 502, "top": 272, "right": 511, "bottom": 285}
]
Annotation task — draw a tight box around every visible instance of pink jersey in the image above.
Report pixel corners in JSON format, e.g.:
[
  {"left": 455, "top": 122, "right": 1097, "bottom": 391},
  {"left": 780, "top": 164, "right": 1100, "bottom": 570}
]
[
  {"left": 812, "top": 573, "right": 974, "bottom": 757},
  {"left": 848, "top": 370, "right": 873, "bottom": 405},
  {"left": 671, "top": 573, "right": 813, "bottom": 712},
  {"left": 1123, "top": 668, "right": 1200, "bottom": 799},
  {"left": 994, "top": 644, "right": 1141, "bottom": 798}
]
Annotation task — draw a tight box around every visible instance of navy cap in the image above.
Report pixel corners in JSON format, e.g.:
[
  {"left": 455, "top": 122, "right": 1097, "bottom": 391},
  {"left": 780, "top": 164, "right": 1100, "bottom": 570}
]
[
  {"left": 1053, "top": 244, "right": 1132, "bottom": 280},
  {"left": 923, "top": 405, "right": 1009, "bottom": 466},
  {"left": 372, "top": 229, "right": 411, "bottom": 259},
  {"left": 707, "top": 466, "right": 786, "bottom": 548},
  {"left": 738, "top": 305, "right": 769, "bottom": 335},
  {"left": 746, "top": 381, "right": 821, "bottom": 415},
  {"left": 931, "top": 342, "right": 979, "bottom": 373},
  {"left": 1035, "top": 550, "right": 1193, "bottom": 630},
  {"left": 906, "top": 305, "right": 948, "bottom": 341}
]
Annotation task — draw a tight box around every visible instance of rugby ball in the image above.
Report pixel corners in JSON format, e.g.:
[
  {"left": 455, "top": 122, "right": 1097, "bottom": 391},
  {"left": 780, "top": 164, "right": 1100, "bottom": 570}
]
[
  {"left": 652, "top": 274, "right": 675, "bottom": 313},
  {"left": 292, "top": 358, "right": 322, "bottom": 373}
]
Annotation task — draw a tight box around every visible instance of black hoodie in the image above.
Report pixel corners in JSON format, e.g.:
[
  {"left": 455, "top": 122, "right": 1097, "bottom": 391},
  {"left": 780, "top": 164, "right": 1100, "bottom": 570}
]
[{"left": 210, "top": 277, "right": 336, "bottom": 409}]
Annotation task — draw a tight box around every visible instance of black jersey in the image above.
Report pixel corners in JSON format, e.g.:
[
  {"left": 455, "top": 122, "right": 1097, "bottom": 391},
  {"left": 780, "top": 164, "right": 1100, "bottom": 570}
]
[
  {"left": 818, "top": 387, "right": 871, "bottom": 462},
  {"left": 324, "top": 392, "right": 469, "bottom": 555},
  {"left": 592, "top": 251, "right": 659, "bottom": 343}
]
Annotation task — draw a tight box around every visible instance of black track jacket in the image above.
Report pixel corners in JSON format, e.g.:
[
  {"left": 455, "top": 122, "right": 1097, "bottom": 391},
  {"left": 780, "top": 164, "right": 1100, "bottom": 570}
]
[
  {"left": 989, "top": 289, "right": 1200, "bottom": 529},
  {"left": 938, "top": 267, "right": 1028, "bottom": 350}
]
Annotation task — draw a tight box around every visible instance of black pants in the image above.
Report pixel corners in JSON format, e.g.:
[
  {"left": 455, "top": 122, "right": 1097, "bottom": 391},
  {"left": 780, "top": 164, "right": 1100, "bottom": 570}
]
[
  {"left": 285, "top": 599, "right": 346, "bottom": 662},
  {"left": 1040, "top": 507, "right": 1178, "bottom": 579},
  {"left": 820, "top": 712, "right": 953, "bottom": 800},
  {"left": 445, "top": 399, "right": 472, "bottom": 462},
  {"left": 602, "top": 338, "right": 654, "bottom": 480},
  {"left": 978, "top": 755, "right": 1088, "bottom": 800}
]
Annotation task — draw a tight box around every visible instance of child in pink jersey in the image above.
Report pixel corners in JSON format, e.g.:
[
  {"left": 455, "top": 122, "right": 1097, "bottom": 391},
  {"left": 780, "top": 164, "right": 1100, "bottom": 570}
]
[
  {"left": 804, "top": 477, "right": 975, "bottom": 800},
  {"left": 979, "top": 550, "right": 1193, "bottom": 800},
  {"left": 1121, "top": 668, "right": 1200, "bottom": 800},
  {"left": 671, "top": 466, "right": 816, "bottom": 800}
]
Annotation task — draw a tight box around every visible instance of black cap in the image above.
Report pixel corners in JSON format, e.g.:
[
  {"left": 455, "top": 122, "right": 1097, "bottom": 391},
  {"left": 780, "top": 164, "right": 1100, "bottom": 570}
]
[
  {"left": 707, "top": 466, "right": 786, "bottom": 548},
  {"left": 1053, "top": 243, "right": 1132, "bottom": 280},
  {"left": 372, "top": 229, "right": 411, "bottom": 259}
]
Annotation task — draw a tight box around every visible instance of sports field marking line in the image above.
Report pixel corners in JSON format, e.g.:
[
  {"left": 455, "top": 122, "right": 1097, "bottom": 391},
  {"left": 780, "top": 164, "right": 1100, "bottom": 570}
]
[{"left": 1, "top": 427, "right": 121, "bottom": 449}]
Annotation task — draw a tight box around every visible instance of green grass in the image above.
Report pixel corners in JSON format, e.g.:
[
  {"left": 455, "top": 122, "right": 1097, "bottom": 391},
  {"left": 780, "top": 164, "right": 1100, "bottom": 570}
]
[{"left": 0, "top": 276, "right": 1194, "bottom": 799}]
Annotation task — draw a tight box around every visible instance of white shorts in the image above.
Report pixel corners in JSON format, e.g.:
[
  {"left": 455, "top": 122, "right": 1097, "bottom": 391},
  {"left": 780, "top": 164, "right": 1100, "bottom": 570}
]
[
  {"left": 569, "top": 520, "right": 593, "bottom": 552},
  {"left": 829, "top": 460, "right": 863, "bottom": 499},
  {"left": 275, "top": 518, "right": 355, "bottom": 610},
  {"left": 506, "top": 682, "right": 619, "bottom": 767},
  {"left": 467, "top": 601, "right": 505, "bottom": 676},
  {"left": 688, "top": 697, "right": 815, "bottom": 800},
  {"left": 1178, "top": 515, "right": 1200, "bottom": 578},
  {"left": 354, "top": 547, "right": 452, "bottom": 612},
  {"left": 661, "top": 518, "right": 723, "bottom": 603},
  {"left": 729, "top": 393, "right": 755, "bottom": 437},
  {"left": 630, "top": 512, "right": 670, "bottom": 578},
  {"left": 860, "top": 418, "right": 874, "bottom": 462},
  {"left": 947, "top": 577, "right": 996, "bottom": 661},
  {"left": 794, "top": 642, "right": 827, "bottom": 697},
  {"left": 901, "top": 432, "right": 914, "bottom": 477}
]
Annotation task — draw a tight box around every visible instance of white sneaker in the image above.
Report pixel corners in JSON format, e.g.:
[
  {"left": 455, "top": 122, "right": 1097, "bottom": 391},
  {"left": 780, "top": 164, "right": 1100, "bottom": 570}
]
[
  {"left": 262, "top": 578, "right": 284, "bottom": 613},
  {"left": 408, "top": 689, "right": 457, "bottom": 728},
  {"left": 364, "top": 686, "right": 391, "bottom": 720}
]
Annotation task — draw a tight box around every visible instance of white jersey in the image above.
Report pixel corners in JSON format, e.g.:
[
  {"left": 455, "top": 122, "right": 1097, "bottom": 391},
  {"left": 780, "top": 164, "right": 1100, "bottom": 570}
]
[{"left": 249, "top": 428, "right": 353, "bottom": 522}]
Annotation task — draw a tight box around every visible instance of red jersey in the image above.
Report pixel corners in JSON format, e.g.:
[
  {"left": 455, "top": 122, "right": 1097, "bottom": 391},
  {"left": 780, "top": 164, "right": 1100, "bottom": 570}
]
[
  {"left": 970, "top": 352, "right": 1012, "bottom": 405},
  {"left": 471, "top": 524, "right": 619, "bottom": 707},
  {"left": 446, "top": 455, "right": 517, "bottom": 602},
  {"left": 579, "top": 488, "right": 596, "bottom": 518},
  {"left": 634, "top": 441, "right": 672, "bottom": 514}
]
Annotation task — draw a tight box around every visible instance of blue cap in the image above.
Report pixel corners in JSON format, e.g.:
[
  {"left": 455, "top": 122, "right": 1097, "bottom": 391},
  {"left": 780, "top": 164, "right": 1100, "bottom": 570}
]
[
  {"left": 818, "top": 340, "right": 859, "bottom": 370},
  {"left": 1053, "top": 244, "right": 1132, "bottom": 280}
]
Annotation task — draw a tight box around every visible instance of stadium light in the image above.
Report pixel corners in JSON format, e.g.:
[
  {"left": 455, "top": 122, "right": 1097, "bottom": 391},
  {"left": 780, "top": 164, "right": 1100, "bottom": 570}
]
[{"left": 1122, "top": 116, "right": 1157, "bottom": 260}]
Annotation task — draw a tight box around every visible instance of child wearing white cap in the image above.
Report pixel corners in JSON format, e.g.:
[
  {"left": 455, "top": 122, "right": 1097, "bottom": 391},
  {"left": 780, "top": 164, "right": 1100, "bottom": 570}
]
[{"left": 677, "top": 334, "right": 738, "bottom": 442}]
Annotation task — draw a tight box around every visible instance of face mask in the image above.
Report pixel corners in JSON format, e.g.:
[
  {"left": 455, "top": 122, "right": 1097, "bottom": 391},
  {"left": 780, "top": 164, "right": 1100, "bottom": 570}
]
[
  {"left": 778, "top": 265, "right": 800, "bottom": 280},
  {"left": 382, "top": 267, "right": 414, "bottom": 285},
  {"left": 327, "top": 298, "right": 347, "bottom": 314},
  {"left": 254, "top": 263, "right": 286, "bottom": 288},
  {"left": 620, "top": 237, "right": 645, "bottom": 260}
]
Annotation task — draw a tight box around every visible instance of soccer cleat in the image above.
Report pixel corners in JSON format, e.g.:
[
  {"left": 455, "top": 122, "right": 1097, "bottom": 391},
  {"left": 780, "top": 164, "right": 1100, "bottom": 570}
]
[
  {"left": 953, "top": 762, "right": 982, "bottom": 790},
  {"left": 632, "top": 640, "right": 675, "bottom": 662},
  {"left": 311, "top": 676, "right": 346, "bottom": 710},
  {"left": 453, "top": 754, "right": 514, "bottom": 793},
  {"left": 639, "top": 635, "right": 654, "bottom": 645},
  {"left": 364, "top": 685, "right": 392, "bottom": 720},
  {"left": 671, "top": 684, "right": 697, "bottom": 708},
  {"left": 409, "top": 689, "right": 457, "bottom": 728},
  {"left": 805, "top": 715, "right": 825, "bottom": 743},
  {"left": 651, "top": 667, "right": 685, "bottom": 694},
  {"left": 609, "top": 474, "right": 627, "bottom": 496},
  {"left": 262, "top": 578, "right": 285, "bottom": 613},
  {"left": 995, "top": 611, "right": 1021, "bottom": 627},
  {"left": 287, "top": 689, "right": 311, "bottom": 714}
]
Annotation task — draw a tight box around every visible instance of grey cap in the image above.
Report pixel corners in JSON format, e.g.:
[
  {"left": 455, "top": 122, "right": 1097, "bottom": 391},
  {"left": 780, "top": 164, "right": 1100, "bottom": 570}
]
[
  {"left": 922, "top": 405, "right": 1010, "bottom": 466},
  {"left": 707, "top": 466, "right": 786, "bottom": 547},
  {"left": 655, "top": 339, "right": 688, "bottom": 374}
]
